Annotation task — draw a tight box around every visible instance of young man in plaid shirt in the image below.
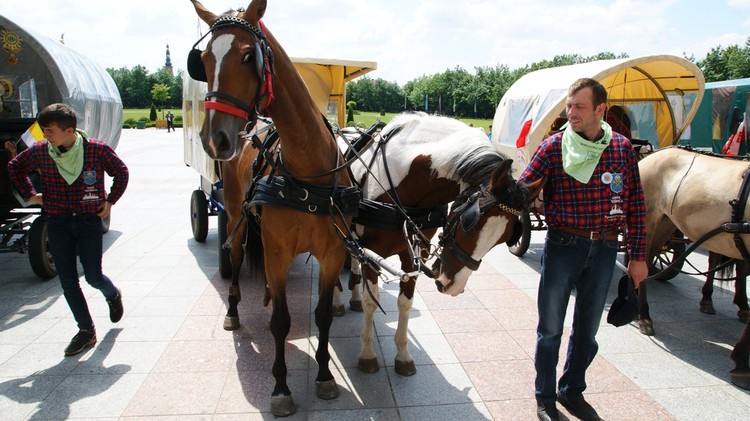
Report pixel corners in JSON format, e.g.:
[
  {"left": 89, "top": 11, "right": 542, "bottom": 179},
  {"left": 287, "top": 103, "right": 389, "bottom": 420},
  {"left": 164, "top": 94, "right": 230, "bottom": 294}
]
[
  {"left": 519, "top": 79, "right": 648, "bottom": 421},
  {"left": 8, "top": 103, "right": 129, "bottom": 356}
]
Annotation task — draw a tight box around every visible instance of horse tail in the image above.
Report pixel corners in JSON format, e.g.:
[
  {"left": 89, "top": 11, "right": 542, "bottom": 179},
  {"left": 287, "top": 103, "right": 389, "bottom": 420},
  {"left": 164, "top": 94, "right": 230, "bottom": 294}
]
[
  {"left": 717, "top": 254, "right": 737, "bottom": 282},
  {"left": 244, "top": 212, "right": 266, "bottom": 283}
]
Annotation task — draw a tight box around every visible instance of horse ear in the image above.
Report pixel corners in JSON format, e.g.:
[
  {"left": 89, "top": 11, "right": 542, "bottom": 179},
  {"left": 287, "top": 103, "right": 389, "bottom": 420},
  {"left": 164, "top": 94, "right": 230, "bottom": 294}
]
[
  {"left": 244, "top": 0, "right": 267, "bottom": 23},
  {"left": 489, "top": 159, "right": 514, "bottom": 191},
  {"left": 524, "top": 177, "right": 545, "bottom": 205},
  {"left": 190, "top": 0, "right": 218, "bottom": 26}
]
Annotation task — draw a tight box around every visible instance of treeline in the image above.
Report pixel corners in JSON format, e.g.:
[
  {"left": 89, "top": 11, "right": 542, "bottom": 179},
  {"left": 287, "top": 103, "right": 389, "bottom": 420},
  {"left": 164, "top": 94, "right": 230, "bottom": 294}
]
[
  {"left": 108, "top": 37, "right": 750, "bottom": 115},
  {"left": 106, "top": 66, "right": 183, "bottom": 109}
]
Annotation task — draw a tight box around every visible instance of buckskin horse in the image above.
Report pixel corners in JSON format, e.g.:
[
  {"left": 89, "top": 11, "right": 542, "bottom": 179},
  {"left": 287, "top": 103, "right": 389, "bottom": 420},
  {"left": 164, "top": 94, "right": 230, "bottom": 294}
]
[
  {"left": 638, "top": 145, "right": 750, "bottom": 389},
  {"left": 343, "top": 112, "right": 543, "bottom": 375},
  {"left": 189, "top": 0, "right": 359, "bottom": 415}
]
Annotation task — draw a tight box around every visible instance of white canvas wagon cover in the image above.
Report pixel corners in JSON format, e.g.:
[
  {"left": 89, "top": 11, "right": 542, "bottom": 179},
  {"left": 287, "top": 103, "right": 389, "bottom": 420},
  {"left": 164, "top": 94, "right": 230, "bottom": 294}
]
[
  {"left": 0, "top": 14, "right": 123, "bottom": 148},
  {"left": 491, "top": 55, "right": 704, "bottom": 174}
]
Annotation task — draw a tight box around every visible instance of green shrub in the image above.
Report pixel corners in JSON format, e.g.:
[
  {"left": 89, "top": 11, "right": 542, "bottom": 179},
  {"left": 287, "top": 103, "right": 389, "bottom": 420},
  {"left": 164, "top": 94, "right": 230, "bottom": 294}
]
[
  {"left": 138, "top": 116, "right": 148, "bottom": 122},
  {"left": 149, "top": 103, "right": 157, "bottom": 121}
]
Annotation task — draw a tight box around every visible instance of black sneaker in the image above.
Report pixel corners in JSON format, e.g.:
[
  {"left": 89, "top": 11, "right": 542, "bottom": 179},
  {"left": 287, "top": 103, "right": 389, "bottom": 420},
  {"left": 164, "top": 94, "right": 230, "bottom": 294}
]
[
  {"left": 64, "top": 329, "right": 97, "bottom": 356},
  {"left": 557, "top": 394, "right": 601, "bottom": 421},
  {"left": 107, "top": 287, "right": 123, "bottom": 323}
]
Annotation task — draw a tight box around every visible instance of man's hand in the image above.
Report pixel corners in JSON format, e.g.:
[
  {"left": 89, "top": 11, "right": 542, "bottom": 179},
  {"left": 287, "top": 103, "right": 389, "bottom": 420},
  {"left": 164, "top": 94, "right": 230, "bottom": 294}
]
[
  {"left": 29, "top": 193, "right": 43, "bottom": 206},
  {"left": 628, "top": 259, "right": 648, "bottom": 289},
  {"left": 97, "top": 201, "right": 112, "bottom": 219}
]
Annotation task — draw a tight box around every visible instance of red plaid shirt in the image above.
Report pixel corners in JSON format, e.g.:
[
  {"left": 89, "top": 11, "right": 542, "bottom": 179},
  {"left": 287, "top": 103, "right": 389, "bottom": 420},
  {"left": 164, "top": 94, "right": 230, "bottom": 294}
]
[
  {"left": 518, "top": 131, "right": 646, "bottom": 260},
  {"left": 8, "top": 137, "right": 129, "bottom": 216}
]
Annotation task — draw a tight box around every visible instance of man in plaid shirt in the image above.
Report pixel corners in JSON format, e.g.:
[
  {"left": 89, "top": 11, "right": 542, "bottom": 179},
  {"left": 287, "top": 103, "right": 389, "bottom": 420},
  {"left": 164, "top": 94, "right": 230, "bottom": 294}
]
[
  {"left": 8, "top": 103, "right": 129, "bottom": 356},
  {"left": 519, "top": 79, "right": 647, "bottom": 421}
]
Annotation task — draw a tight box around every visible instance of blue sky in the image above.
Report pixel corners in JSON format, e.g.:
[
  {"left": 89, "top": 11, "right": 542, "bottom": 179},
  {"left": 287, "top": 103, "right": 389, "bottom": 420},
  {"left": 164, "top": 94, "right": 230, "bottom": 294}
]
[{"left": 2, "top": 0, "right": 749, "bottom": 85}]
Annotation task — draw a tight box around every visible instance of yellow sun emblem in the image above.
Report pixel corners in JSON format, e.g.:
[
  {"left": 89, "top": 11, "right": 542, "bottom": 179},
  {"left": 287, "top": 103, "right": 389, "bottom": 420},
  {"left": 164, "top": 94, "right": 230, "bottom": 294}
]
[{"left": 2, "top": 30, "right": 23, "bottom": 65}]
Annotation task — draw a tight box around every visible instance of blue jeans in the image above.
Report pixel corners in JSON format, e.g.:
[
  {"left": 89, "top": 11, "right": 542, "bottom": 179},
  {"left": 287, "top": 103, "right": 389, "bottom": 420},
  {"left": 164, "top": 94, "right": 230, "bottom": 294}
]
[
  {"left": 534, "top": 229, "right": 618, "bottom": 402},
  {"left": 47, "top": 214, "right": 118, "bottom": 331}
]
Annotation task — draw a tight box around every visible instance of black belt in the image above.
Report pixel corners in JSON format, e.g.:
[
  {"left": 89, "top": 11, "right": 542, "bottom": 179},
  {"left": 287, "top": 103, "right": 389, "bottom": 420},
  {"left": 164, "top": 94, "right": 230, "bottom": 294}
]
[{"left": 556, "top": 227, "right": 620, "bottom": 241}]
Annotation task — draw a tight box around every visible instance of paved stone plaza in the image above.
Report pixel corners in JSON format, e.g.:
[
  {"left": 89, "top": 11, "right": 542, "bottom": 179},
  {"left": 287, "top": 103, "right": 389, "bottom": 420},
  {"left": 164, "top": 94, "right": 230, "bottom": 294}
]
[{"left": 1, "top": 128, "right": 750, "bottom": 419}]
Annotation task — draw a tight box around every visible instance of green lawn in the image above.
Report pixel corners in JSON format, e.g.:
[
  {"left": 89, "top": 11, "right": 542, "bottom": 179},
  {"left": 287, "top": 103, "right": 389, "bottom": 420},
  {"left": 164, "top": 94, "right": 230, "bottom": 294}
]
[
  {"left": 122, "top": 108, "right": 491, "bottom": 132},
  {"left": 123, "top": 108, "right": 182, "bottom": 122},
  {"left": 348, "top": 111, "right": 493, "bottom": 133}
]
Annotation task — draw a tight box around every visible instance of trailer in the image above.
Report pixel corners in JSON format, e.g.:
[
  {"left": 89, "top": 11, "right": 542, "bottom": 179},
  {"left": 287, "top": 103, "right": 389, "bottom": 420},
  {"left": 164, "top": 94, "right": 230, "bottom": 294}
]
[
  {"left": 490, "top": 55, "right": 705, "bottom": 276},
  {"left": 0, "top": 14, "right": 122, "bottom": 278},
  {"left": 183, "top": 57, "right": 376, "bottom": 276}
]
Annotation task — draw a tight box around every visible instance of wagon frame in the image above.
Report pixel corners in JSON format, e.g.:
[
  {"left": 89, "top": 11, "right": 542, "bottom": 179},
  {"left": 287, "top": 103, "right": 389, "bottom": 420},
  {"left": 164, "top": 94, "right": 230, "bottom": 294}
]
[
  {"left": 183, "top": 57, "right": 377, "bottom": 277},
  {"left": 490, "top": 55, "right": 705, "bottom": 279}
]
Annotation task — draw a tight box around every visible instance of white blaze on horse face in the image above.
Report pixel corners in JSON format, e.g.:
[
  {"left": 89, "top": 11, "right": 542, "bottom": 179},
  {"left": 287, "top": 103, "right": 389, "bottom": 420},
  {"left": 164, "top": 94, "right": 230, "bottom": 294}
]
[
  {"left": 209, "top": 34, "right": 235, "bottom": 91},
  {"left": 438, "top": 214, "right": 510, "bottom": 296}
]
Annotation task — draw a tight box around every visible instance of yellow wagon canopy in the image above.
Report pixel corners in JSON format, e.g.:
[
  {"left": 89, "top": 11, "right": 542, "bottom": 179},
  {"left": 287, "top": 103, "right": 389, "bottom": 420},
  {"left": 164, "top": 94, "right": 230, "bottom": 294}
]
[
  {"left": 492, "top": 54, "right": 705, "bottom": 153},
  {"left": 292, "top": 57, "right": 377, "bottom": 128}
]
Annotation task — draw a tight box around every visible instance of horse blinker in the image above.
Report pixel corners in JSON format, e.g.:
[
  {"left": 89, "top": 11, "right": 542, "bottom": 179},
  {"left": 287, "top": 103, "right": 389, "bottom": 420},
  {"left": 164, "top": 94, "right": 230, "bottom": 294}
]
[
  {"left": 187, "top": 48, "right": 207, "bottom": 82},
  {"left": 459, "top": 199, "right": 481, "bottom": 231}
]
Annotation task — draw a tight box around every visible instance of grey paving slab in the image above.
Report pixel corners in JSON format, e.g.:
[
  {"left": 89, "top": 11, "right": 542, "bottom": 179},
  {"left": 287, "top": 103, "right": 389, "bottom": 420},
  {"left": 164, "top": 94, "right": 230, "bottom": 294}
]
[{"left": 1, "top": 128, "right": 749, "bottom": 419}]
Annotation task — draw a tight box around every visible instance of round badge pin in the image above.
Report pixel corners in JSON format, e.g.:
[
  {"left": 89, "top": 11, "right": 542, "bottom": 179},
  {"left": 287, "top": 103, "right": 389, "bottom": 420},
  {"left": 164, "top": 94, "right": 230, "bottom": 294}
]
[{"left": 601, "top": 172, "right": 613, "bottom": 184}]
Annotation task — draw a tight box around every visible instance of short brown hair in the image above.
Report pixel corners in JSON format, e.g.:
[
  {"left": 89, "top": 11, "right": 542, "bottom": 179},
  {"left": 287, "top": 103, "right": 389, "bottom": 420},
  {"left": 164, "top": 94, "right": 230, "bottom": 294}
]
[
  {"left": 569, "top": 78, "right": 607, "bottom": 107},
  {"left": 37, "top": 103, "right": 77, "bottom": 130}
]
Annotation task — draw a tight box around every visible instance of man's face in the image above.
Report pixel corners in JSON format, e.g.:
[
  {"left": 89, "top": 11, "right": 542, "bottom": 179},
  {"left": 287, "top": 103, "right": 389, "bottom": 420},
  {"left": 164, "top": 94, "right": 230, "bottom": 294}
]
[
  {"left": 565, "top": 87, "right": 605, "bottom": 136},
  {"left": 42, "top": 123, "right": 75, "bottom": 148}
]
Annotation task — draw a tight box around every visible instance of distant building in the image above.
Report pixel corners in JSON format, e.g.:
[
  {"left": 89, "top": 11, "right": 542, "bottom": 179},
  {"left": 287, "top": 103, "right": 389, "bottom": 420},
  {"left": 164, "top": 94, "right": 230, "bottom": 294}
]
[{"left": 164, "top": 43, "right": 173, "bottom": 76}]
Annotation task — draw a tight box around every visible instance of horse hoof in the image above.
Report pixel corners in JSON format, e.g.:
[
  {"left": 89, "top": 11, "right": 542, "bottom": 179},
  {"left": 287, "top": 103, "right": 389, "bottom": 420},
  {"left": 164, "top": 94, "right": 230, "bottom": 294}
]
[
  {"left": 395, "top": 359, "right": 417, "bottom": 376},
  {"left": 738, "top": 309, "right": 749, "bottom": 323},
  {"left": 730, "top": 369, "right": 750, "bottom": 390},
  {"left": 699, "top": 301, "right": 716, "bottom": 315},
  {"left": 223, "top": 316, "right": 240, "bottom": 331},
  {"left": 349, "top": 300, "right": 363, "bottom": 312},
  {"left": 315, "top": 379, "right": 340, "bottom": 400},
  {"left": 333, "top": 304, "right": 345, "bottom": 317},
  {"left": 638, "top": 319, "right": 655, "bottom": 336},
  {"left": 270, "top": 394, "right": 297, "bottom": 417},
  {"left": 358, "top": 357, "right": 379, "bottom": 373}
]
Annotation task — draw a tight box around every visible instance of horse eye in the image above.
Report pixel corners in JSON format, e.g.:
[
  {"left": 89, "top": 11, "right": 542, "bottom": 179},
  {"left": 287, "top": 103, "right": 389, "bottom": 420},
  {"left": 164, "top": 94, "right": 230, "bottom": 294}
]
[{"left": 242, "top": 52, "right": 254, "bottom": 64}]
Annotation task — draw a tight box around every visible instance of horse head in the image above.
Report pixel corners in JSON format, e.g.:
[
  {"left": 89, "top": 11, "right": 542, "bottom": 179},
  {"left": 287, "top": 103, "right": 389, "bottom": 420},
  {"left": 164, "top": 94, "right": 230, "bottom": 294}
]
[
  {"left": 434, "top": 161, "right": 543, "bottom": 296},
  {"left": 188, "top": 0, "right": 272, "bottom": 160}
]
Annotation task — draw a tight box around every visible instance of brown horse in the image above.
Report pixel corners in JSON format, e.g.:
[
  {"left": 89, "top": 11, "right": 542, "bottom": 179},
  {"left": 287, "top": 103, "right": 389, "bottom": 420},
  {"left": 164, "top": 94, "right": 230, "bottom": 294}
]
[
  {"left": 638, "top": 146, "right": 750, "bottom": 389},
  {"left": 345, "top": 112, "right": 543, "bottom": 375},
  {"left": 190, "top": 0, "right": 354, "bottom": 415}
]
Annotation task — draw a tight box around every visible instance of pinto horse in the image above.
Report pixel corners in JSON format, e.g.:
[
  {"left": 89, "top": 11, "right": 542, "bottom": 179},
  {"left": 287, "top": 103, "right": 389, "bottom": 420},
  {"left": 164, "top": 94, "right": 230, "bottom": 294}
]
[
  {"left": 638, "top": 146, "right": 750, "bottom": 389},
  {"left": 189, "top": 0, "right": 355, "bottom": 415},
  {"left": 345, "top": 112, "right": 543, "bottom": 375}
]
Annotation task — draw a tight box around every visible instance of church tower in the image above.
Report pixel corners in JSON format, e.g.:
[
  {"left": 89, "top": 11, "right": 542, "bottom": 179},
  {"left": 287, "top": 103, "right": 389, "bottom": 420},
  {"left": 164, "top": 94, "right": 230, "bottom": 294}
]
[{"left": 164, "top": 43, "right": 173, "bottom": 76}]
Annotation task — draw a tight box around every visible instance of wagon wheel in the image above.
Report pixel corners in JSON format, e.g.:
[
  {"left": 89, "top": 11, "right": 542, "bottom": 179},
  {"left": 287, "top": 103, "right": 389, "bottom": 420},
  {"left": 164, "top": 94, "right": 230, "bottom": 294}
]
[
  {"left": 508, "top": 211, "right": 532, "bottom": 257},
  {"left": 190, "top": 189, "right": 209, "bottom": 242},
  {"left": 28, "top": 216, "right": 56, "bottom": 280},
  {"left": 218, "top": 209, "right": 231, "bottom": 279},
  {"left": 649, "top": 230, "right": 687, "bottom": 281}
]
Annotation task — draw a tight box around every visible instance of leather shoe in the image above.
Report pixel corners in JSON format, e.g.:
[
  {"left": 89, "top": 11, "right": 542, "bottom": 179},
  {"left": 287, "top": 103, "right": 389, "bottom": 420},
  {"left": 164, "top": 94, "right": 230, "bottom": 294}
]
[
  {"left": 537, "top": 400, "right": 560, "bottom": 421},
  {"left": 557, "top": 394, "right": 601, "bottom": 420}
]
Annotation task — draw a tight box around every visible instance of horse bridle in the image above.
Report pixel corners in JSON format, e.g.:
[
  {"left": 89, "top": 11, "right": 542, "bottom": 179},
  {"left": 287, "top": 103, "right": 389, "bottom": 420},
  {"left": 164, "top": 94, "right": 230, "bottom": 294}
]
[
  {"left": 187, "top": 14, "right": 275, "bottom": 125},
  {"left": 437, "top": 185, "right": 524, "bottom": 271}
]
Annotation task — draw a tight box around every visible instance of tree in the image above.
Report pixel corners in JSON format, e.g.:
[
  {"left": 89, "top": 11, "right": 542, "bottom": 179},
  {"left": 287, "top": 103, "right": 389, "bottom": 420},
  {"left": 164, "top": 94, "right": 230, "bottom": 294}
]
[
  {"left": 151, "top": 83, "right": 171, "bottom": 114},
  {"left": 149, "top": 103, "right": 157, "bottom": 121}
]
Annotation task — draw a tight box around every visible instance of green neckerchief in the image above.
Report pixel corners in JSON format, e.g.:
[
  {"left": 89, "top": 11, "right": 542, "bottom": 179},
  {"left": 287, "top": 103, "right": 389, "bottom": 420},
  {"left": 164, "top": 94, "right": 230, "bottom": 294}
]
[
  {"left": 48, "top": 130, "right": 85, "bottom": 185},
  {"left": 561, "top": 120, "right": 612, "bottom": 184}
]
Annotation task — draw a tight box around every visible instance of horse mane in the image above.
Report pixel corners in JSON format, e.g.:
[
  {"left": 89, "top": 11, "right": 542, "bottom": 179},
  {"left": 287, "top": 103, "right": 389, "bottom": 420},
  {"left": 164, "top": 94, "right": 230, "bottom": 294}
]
[{"left": 381, "top": 112, "right": 508, "bottom": 188}]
